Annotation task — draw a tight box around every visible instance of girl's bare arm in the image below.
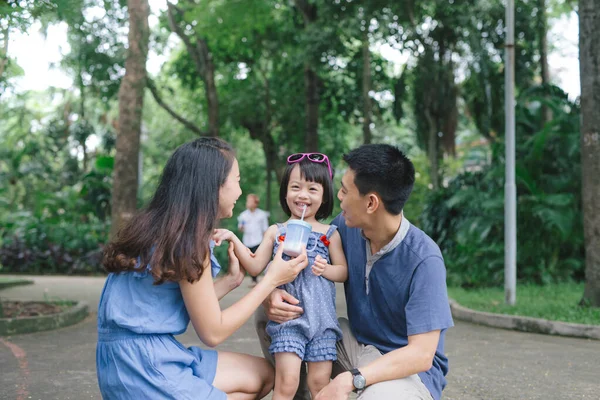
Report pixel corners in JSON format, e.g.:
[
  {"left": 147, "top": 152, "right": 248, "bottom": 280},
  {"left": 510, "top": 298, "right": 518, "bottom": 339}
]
[
  {"left": 213, "top": 225, "right": 276, "bottom": 276},
  {"left": 316, "top": 231, "right": 348, "bottom": 282}
]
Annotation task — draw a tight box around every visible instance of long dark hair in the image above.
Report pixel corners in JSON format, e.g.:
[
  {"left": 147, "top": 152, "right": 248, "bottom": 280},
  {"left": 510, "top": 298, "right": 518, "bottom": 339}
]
[{"left": 103, "top": 137, "right": 235, "bottom": 284}]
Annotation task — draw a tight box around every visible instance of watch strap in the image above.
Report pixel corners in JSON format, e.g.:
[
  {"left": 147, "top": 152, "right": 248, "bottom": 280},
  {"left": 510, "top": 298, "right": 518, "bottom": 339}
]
[{"left": 350, "top": 368, "right": 365, "bottom": 392}]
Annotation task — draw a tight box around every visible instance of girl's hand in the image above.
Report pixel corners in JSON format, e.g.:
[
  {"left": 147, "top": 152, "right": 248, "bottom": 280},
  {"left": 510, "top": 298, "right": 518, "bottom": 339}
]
[
  {"left": 263, "top": 244, "right": 308, "bottom": 288},
  {"left": 226, "top": 241, "right": 245, "bottom": 287},
  {"left": 312, "top": 255, "right": 328, "bottom": 276},
  {"left": 212, "top": 229, "right": 233, "bottom": 246}
]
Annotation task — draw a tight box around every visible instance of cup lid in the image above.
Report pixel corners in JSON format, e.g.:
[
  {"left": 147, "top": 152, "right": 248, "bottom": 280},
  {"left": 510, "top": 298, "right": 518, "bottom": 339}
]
[{"left": 287, "top": 219, "right": 312, "bottom": 230}]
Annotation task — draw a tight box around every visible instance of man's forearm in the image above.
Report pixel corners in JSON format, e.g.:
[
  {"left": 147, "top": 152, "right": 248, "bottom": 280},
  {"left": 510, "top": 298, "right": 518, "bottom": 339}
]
[
  {"left": 360, "top": 347, "right": 428, "bottom": 385},
  {"left": 360, "top": 331, "right": 439, "bottom": 386}
]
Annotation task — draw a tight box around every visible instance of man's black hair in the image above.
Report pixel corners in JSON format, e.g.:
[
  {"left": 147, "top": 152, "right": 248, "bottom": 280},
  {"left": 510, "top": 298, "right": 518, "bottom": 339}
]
[{"left": 343, "top": 144, "right": 415, "bottom": 215}]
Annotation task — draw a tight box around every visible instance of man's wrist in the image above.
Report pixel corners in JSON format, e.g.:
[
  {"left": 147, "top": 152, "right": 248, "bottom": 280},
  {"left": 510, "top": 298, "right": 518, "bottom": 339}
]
[
  {"left": 340, "top": 371, "right": 355, "bottom": 393},
  {"left": 349, "top": 368, "right": 367, "bottom": 392}
]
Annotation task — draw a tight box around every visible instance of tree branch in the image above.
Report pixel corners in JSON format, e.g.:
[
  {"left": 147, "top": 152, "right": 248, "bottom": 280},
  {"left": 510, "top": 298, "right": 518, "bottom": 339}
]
[
  {"left": 293, "top": 0, "right": 317, "bottom": 23},
  {"left": 0, "top": 28, "right": 9, "bottom": 81},
  {"left": 166, "top": 1, "right": 207, "bottom": 79},
  {"left": 147, "top": 79, "right": 206, "bottom": 136}
]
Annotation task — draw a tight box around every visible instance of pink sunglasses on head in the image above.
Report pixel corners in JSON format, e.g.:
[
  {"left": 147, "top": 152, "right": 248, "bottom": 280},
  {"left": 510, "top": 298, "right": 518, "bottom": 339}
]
[{"left": 287, "top": 153, "right": 333, "bottom": 179}]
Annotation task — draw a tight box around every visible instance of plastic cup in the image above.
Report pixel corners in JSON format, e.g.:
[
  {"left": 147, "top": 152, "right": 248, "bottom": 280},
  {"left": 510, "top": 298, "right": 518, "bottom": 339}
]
[{"left": 282, "top": 220, "right": 315, "bottom": 257}]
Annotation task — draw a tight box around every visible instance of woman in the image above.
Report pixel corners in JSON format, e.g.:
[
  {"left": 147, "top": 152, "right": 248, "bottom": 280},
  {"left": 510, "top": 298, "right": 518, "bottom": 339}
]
[{"left": 96, "top": 137, "right": 308, "bottom": 399}]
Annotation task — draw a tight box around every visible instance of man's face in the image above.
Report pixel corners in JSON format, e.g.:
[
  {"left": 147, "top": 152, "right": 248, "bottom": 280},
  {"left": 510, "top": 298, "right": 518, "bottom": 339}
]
[{"left": 337, "top": 168, "right": 368, "bottom": 228}]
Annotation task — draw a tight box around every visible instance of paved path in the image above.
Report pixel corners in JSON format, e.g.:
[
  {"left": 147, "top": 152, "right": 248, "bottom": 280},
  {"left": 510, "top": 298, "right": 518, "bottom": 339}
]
[{"left": 1, "top": 275, "right": 599, "bottom": 399}]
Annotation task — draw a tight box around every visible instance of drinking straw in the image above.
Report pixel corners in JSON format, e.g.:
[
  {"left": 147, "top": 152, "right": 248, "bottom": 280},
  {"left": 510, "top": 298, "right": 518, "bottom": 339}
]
[{"left": 300, "top": 204, "right": 307, "bottom": 221}]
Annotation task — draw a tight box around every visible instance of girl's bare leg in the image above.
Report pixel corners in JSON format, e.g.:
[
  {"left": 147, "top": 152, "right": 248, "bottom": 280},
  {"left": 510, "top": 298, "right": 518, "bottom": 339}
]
[
  {"left": 212, "top": 351, "right": 274, "bottom": 399},
  {"left": 307, "top": 361, "right": 333, "bottom": 398},
  {"left": 273, "top": 352, "right": 303, "bottom": 400}
]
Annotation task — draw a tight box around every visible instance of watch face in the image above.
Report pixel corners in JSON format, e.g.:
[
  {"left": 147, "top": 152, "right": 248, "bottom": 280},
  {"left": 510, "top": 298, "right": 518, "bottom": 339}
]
[{"left": 353, "top": 374, "right": 366, "bottom": 390}]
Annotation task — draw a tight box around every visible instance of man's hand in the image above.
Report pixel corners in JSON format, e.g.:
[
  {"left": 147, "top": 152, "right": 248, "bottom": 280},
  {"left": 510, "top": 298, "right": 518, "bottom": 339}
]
[
  {"left": 312, "top": 254, "right": 328, "bottom": 276},
  {"left": 314, "top": 371, "right": 354, "bottom": 400},
  {"left": 263, "top": 288, "right": 303, "bottom": 324}
]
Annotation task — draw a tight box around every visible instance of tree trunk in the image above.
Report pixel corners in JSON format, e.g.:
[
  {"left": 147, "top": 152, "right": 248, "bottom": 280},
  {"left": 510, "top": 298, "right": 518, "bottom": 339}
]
[
  {"left": 580, "top": 0, "right": 600, "bottom": 307},
  {"left": 294, "top": 0, "right": 319, "bottom": 151},
  {"left": 78, "top": 65, "right": 88, "bottom": 171},
  {"left": 0, "top": 27, "right": 9, "bottom": 83},
  {"left": 362, "top": 30, "right": 372, "bottom": 145},
  {"left": 425, "top": 110, "right": 439, "bottom": 190},
  {"left": 110, "top": 0, "right": 149, "bottom": 239},
  {"left": 304, "top": 64, "right": 319, "bottom": 151},
  {"left": 167, "top": 2, "right": 219, "bottom": 137},
  {"left": 198, "top": 38, "right": 219, "bottom": 137},
  {"left": 265, "top": 152, "right": 276, "bottom": 213},
  {"left": 538, "top": 0, "right": 552, "bottom": 125}
]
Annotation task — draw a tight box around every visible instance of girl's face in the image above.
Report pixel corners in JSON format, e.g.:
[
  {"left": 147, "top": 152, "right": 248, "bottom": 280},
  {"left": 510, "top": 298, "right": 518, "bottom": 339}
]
[
  {"left": 286, "top": 165, "right": 323, "bottom": 220},
  {"left": 218, "top": 158, "right": 242, "bottom": 219}
]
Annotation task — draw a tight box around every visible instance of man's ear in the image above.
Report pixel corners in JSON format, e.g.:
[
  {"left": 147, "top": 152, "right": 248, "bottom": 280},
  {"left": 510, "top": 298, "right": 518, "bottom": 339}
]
[{"left": 366, "top": 193, "right": 381, "bottom": 214}]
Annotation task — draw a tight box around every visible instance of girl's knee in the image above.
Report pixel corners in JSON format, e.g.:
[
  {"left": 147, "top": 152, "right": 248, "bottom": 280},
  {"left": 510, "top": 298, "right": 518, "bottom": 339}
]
[
  {"left": 306, "top": 361, "right": 332, "bottom": 395},
  {"left": 275, "top": 370, "right": 300, "bottom": 397},
  {"left": 307, "top": 373, "right": 330, "bottom": 394}
]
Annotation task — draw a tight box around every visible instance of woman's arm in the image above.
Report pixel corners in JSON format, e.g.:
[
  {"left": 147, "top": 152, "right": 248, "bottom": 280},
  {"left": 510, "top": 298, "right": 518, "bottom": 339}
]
[
  {"left": 180, "top": 244, "right": 308, "bottom": 347},
  {"left": 312, "top": 231, "right": 348, "bottom": 282}
]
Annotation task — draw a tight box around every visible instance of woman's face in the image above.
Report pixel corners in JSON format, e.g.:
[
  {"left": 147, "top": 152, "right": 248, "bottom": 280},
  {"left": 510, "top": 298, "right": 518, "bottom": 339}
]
[{"left": 218, "top": 158, "right": 242, "bottom": 219}]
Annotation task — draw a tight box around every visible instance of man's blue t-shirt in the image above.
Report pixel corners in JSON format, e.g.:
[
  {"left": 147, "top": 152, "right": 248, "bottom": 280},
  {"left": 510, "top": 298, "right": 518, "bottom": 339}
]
[{"left": 332, "top": 214, "right": 454, "bottom": 400}]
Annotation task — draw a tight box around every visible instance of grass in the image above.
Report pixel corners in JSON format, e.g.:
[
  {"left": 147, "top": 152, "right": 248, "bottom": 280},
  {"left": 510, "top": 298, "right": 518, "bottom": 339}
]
[{"left": 448, "top": 282, "right": 600, "bottom": 326}]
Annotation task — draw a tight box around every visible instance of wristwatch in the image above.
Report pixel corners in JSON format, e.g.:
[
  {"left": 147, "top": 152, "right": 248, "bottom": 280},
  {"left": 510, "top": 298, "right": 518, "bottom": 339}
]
[{"left": 350, "top": 368, "right": 366, "bottom": 392}]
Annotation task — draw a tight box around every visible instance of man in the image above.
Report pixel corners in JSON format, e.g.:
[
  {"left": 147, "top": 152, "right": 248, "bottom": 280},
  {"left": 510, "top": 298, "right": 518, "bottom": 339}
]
[
  {"left": 257, "top": 144, "right": 454, "bottom": 399},
  {"left": 238, "top": 193, "right": 270, "bottom": 287}
]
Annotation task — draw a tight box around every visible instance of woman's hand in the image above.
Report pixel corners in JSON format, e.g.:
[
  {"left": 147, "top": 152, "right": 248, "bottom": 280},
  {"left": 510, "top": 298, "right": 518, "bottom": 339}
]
[
  {"left": 226, "top": 241, "right": 245, "bottom": 288},
  {"left": 263, "top": 244, "right": 308, "bottom": 288}
]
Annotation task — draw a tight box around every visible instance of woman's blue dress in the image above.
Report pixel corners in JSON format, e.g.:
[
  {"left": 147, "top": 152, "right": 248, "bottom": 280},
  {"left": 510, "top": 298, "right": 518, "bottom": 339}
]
[{"left": 96, "top": 244, "right": 226, "bottom": 400}]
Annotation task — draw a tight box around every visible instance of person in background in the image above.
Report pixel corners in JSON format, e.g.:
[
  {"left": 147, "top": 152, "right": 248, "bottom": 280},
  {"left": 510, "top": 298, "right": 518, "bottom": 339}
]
[{"left": 238, "top": 193, "right": 270, "bottom": 287}]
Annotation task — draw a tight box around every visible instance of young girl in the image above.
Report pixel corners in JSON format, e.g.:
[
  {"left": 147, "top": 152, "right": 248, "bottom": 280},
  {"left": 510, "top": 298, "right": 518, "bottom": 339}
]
[
  {"left": 96, "top": 138, "right": 308, "bottom": 400},
  {"left": 215, "top": 153, "right": 348, "bottom": 399}
]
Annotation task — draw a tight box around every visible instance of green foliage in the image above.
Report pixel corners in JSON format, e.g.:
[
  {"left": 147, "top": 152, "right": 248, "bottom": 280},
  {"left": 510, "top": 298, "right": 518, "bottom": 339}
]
[
  {"left": 0, "top": 211, "right": 109, "bottom": 274},
  {"left": 1, "top": 0, "right": 585, "bottom": 283},
  {"left": 422, "top": 87, "right": 583, "bottom": 287},
  {"left": 0, "top": 91, "right": 112, "bottom": 275}
]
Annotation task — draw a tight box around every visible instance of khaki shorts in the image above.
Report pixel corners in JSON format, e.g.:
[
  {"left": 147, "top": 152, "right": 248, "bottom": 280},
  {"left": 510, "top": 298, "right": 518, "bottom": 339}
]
[{"left": 255, "top": 309, "right": 433, "bottom": 400}]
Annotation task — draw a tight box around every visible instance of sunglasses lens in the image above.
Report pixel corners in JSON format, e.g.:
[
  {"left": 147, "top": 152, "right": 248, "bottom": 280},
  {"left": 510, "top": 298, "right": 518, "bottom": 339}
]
[
  {"left": 288, "top": 153, "right": 304, "bottom": 162},
  {"left": 308, "top": 153, "right": 325, "bottom": 161}
]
